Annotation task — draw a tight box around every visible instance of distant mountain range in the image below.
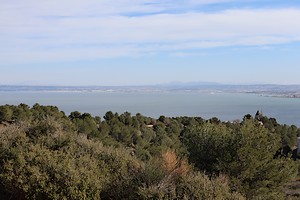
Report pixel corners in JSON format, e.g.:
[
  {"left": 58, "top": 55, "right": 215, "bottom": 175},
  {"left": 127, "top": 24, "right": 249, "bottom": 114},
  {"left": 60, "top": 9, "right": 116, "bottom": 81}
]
[{"left": 0, "top": 84, "right": 300, "bottom": 98}]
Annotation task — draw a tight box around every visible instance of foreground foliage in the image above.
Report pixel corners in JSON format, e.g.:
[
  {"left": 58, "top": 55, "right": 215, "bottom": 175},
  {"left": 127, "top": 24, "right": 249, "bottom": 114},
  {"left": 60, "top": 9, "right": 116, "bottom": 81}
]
[{"left": 0, "top": 104, "right": 299, "bottom": 199}]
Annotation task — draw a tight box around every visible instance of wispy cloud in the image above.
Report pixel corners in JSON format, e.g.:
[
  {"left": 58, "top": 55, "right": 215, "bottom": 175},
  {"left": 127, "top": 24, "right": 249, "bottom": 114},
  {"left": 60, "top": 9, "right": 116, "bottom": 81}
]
[{"left": 1, "top": 1, "right": 300, "bottom": 64}]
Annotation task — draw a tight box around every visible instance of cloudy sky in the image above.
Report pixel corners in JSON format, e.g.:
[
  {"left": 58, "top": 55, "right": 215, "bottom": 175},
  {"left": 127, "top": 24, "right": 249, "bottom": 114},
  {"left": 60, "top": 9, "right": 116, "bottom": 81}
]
[{"left": 1, "top": 0, "right": 300, "bottom": 85}]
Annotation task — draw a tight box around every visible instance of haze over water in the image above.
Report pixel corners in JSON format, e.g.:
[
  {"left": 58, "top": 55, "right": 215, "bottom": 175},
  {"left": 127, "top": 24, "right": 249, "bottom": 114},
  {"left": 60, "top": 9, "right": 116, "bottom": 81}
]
[{"left": 1, "top": 91, "right": 300, "bottom": 126}]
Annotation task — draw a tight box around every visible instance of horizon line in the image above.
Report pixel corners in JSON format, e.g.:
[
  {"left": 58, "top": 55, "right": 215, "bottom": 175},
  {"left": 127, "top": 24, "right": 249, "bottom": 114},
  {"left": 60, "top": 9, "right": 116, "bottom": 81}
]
[{"left": 1, "top": 82, "right": 300, "bottom": 87}]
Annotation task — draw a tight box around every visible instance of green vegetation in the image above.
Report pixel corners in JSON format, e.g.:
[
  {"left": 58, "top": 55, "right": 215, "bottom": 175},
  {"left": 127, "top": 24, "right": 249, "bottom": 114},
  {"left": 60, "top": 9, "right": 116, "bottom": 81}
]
[{"left": 0, "top": 104, "right": 299, "bottom": 199}]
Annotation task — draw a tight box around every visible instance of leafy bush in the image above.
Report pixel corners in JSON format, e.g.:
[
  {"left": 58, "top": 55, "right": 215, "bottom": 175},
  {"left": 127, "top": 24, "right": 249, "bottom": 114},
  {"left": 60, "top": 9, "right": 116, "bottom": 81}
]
[{"left": 0, "top": 104, "right": 298, "bottom": 199}]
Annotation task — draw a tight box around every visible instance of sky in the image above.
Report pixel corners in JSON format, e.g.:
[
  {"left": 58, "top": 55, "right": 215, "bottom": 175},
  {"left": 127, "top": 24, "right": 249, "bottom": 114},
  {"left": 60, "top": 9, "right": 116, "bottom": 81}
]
[{"left": 1, "top": 0, "right": 300, "bottom": 86}]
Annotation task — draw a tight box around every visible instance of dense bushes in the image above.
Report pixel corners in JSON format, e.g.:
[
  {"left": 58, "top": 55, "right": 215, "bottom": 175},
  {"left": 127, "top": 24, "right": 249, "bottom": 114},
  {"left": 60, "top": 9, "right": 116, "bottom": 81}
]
[
  {"left": 182, "top": 120, "right": 298, "bottom": 199},
  {"left": 0, "top": 124, "right": 241, "bottom": 199},
  {"left": 0, "top": 104, "right": 299, "bottom": 199},
  {"left": 0, "top": 124, "right": 141, "bottom": 199}
]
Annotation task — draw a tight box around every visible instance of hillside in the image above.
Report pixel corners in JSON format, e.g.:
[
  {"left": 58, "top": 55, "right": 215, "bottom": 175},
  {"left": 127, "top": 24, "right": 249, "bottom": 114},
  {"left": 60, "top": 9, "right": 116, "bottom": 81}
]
[{"left": 0, "top": 104, "right": 300, "bottom": 199}]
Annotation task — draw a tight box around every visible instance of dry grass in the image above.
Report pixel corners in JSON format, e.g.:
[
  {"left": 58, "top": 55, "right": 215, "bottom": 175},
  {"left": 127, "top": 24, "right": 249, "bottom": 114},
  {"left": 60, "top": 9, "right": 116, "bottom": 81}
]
[
  {"left": 162, "top": 150, "right": 178, "bottom": 173},
  {"left": 162, "top": 150, "right": 190, "bottom": 177}
]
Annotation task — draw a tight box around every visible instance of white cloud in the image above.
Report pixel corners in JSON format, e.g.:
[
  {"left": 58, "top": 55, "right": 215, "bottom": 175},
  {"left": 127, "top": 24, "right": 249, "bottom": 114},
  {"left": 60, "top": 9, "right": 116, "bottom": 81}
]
[{"left": 1, "top": 0, "right": 300, "bottom": 64}]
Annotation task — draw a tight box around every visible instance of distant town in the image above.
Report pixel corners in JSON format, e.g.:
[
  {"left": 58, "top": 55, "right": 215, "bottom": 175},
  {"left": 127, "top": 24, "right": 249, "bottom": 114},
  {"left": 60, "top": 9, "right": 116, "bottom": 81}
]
[{"left": 0, "top": 83, "right": 300, "bottom": 98}]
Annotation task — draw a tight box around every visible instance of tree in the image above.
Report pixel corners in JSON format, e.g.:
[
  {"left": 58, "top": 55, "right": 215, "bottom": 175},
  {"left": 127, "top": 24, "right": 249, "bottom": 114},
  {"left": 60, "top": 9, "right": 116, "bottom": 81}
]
[
  {"left": 228, "top": 121, "right": 297, "bottom": 199},
  {"left": 69, "top": 111, "right": 81, "bottom": 120},
  {"left": 0, "top": 105, "right": 13, "bottom": 121},
  {"left": 118, "top": 112, "right": 132, "bottom": 126},
  {"left": 70, "top": 112, "right": 99, "bottom": 137},
  {"left": 181, "top": 122, "right": 236, "bottom": 174},
  {"left": 104, "top": 111, "right": 115, "bottom": 122},
  {"left": 182, "top": 120, "right": 298, "bottom": 199},
  {"left": 13, "top": 103, "right": 32, "bottom": 122}
]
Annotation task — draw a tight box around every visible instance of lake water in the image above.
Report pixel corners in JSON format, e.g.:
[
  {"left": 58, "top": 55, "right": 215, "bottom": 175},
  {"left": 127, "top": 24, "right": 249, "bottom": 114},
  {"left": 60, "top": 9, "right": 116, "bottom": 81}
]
[{"left": 0, "top": 91, "right": 300, "bottom": 126}]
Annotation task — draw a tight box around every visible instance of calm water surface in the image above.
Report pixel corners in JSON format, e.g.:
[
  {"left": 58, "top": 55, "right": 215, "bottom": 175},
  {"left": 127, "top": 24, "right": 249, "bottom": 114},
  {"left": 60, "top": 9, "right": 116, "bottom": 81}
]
[{"left": 0, "top": 92, "right": 300, "bottom": 126}]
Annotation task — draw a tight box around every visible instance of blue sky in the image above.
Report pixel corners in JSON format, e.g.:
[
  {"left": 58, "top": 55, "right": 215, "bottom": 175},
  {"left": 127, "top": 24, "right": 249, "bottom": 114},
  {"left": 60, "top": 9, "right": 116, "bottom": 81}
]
[{"left": 1, "top": 0, "right": 300, "bottom": 86}]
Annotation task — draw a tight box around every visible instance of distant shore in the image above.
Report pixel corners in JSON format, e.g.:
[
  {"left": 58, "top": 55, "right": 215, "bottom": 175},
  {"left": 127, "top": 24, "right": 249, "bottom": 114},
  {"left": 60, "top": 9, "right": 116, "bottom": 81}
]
[{"left": 1, "top": 84, "right": 300, "bottom": 99}]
